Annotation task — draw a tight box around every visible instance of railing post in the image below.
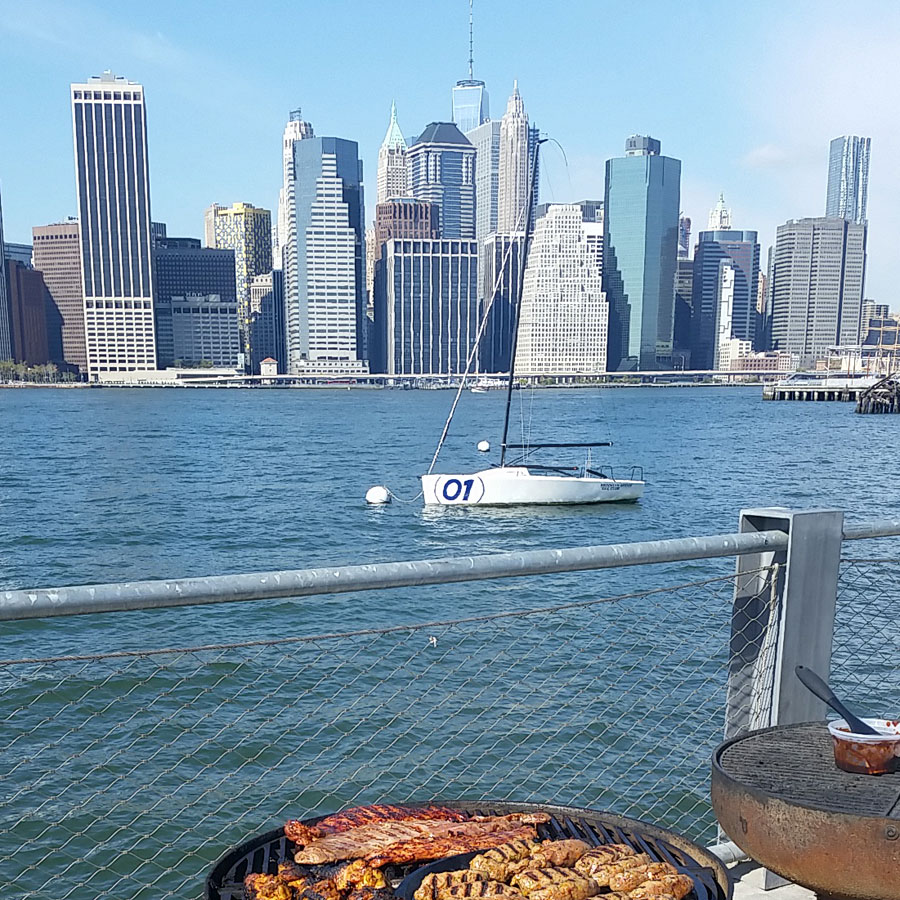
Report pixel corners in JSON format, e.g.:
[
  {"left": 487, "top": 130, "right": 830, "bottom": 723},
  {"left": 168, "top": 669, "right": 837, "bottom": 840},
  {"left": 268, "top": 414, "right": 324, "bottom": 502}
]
[
  {"left": 724, "top": 508, "right": 844, "bottom": 890},
  {"left": 726, "top": 508, "right": 844, "bottom": 736}
]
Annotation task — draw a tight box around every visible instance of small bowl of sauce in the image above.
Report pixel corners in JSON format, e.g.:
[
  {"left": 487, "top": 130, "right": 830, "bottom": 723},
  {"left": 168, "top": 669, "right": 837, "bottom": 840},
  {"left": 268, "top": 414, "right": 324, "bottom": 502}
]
[{"left": 827, "top": 718, "right": 900, "bottom": 775}]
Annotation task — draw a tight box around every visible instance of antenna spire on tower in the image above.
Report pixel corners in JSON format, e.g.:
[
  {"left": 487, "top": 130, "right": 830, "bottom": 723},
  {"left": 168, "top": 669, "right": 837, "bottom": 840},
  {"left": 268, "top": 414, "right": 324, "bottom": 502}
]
[{"left": 468, "top": 0, "right": 474, "bottom": 80}]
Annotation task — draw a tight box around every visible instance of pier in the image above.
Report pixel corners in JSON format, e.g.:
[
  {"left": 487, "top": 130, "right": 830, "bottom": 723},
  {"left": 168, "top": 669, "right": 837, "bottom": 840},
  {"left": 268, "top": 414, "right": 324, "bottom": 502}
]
[{"left": 762, "top": 374, "right": 878, "bottom": 402}]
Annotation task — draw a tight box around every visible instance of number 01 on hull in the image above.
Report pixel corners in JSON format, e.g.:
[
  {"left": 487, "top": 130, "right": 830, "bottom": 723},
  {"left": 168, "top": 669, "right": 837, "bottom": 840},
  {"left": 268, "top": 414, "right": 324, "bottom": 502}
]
[{"left": 421, "top": 467, "right": 644, "bottom": 506}]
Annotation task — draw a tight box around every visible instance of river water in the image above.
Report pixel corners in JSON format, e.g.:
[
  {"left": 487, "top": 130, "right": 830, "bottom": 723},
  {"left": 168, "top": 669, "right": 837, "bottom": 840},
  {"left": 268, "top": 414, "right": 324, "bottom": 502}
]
[
  {"left": 1, "top": 386, "right": 898, "bottom": 897},
  {"left": 1, "top": 384, "right": 898, "bottom": 650}
]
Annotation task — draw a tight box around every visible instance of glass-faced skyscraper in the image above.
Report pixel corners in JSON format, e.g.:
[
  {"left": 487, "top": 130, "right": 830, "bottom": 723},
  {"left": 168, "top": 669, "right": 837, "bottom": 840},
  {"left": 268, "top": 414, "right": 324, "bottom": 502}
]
[
  {"left": 71, "top": 72, "right": 156, "bottom": 377},
  {"left": 826, "top": 135, "right": 871, "bottom": 225},
  {"left": 452, "top": 81, "right": 489, "bottom": 135},
  {"left": 289, "top": 137, "right": 366, "bottom": 372},
  {"left": 603, "top": 135, "right": 681, "bottom": 370}
]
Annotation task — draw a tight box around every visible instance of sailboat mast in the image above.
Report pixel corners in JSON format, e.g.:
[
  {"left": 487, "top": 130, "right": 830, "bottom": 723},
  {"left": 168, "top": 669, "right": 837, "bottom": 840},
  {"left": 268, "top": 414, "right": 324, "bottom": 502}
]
[{"left": 499, "top": 137, "right": 544, "bottom": 467}]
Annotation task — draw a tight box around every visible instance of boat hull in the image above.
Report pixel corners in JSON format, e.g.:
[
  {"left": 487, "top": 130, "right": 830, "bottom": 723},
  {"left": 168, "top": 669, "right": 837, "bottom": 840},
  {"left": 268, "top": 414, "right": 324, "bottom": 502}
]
[{"left": 421, "top": 467, "right": 644, "bottom": 506}]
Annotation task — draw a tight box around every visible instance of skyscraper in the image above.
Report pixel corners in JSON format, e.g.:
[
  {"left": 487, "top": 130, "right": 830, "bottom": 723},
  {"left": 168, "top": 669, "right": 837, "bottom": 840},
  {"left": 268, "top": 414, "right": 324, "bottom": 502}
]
[
  {"left": 33, "top": 221, "right": 86, "bottom": 373},
  {"left": 673, "top": 257, "right": 694, "bottom": 367},
  {"left": 408, "top": 123, "right": 476, "bottom": 239},
  {"left": 708, "top": 193, "right": 732, "bottom": 230},
  {"left": 826, "top": 135, "right": 871, "bottom": 225},
  {"left": 153, "top": 240, "right": 237, "bottom": 368},
  {"left": 678, "top": 215, "right": 692, "bottom": 259},
  {"left": 0, "top": 186, "right": 11, "bottom": 360},
  {"left": 691, "top": 196, "right": 760, "bottom": 369},
  {"left": 6, "top": 261, "right": 50, "bottom": 365},
  {"left": 376, "top": 102, "right": 409, "bottom": 204},
  {"left": 373, "top": 238, "right": 479, "bottom": 375},
  {"left": 480, "top": 232, "right": 524, "bottom": 372},
  {"left": 275, "top": 108, "right": 314, "bottom": 271},
  {"left": 466, "top": 119, "right": 501, "bottom": 245},
  {"left": 204, "top": 202, "right": 272, "bottom": 367},
  {"left": 514, "top": 205, "right": 608, "bottom": 375},
  {"left": 603, "top": 135, "right": 681, "bottom": 370},
  {"left": 71, "top": 72, "right": 156, "bottom": 376},
  {"left": 769, "top": 217, "right": 866, "bottom": 363},
  {"left": 249, "top": 270, "right": 286, "bottom": 374},
  {"left": 497, "top": 82, "right": 530, "bottom": 232},
  {"left": 451, "top": 1, "right": 489, "bottom": 133},
  {"left": 289, "top": 136, "right": 367, "bottom": 372}
]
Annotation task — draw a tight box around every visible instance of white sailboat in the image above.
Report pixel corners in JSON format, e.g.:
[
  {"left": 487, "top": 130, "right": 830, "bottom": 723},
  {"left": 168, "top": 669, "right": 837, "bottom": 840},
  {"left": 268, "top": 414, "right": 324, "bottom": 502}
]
[{"left": 420, "top": 140, "right": 645, "bottom": 507}]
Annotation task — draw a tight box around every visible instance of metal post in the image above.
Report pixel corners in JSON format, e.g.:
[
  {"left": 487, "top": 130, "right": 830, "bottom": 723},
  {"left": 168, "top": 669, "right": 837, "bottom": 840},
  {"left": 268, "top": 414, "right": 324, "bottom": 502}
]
[{"left": 725, "top": 507, "right": 844, "bottom": 890}]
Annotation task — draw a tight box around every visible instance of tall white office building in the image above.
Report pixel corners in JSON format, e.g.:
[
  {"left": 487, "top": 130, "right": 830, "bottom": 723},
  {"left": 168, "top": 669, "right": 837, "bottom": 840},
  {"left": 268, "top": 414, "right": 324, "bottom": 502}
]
[
  {"left": 769, "top": 216, "right": 867, "bottom": 364},
  {"left": 274, "top": 108, "right": 314, "bottom": 275},
  {"left": 515, "top": 205, "right": 608, "bottom": 374},
  {"left": 71, "top": 72, "right": 156, "bottom": 377},
  {"left": 289, "top": 137, "right": 367, "bottom": 373},
  {"left": 498, "top": 82, "right": 530, "bottom": 233},
  {"left": 466, "top": 119, "right": 501, "bottom": 246},
  {"left": 376, "top": 102, "right": 409, "bottom": 204}
]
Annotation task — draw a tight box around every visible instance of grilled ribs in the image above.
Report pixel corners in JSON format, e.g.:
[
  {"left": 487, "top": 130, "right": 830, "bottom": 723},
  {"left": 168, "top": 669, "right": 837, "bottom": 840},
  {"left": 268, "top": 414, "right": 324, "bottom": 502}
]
[
  {"left": 295, "top": 813, "right": 548, "bottom": 865},
  {"left": 286, "top": 805, "right": 468, "bottom": 845},
  {"left": 365, "top": 825, "right": 542, "bottom": 867}
]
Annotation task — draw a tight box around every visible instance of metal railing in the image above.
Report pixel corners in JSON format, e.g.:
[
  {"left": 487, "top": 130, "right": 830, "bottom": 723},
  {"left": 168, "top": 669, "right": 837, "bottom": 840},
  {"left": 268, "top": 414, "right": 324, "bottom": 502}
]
[{"left": 1, "top": 508, "right": 898, "bottom": 900}]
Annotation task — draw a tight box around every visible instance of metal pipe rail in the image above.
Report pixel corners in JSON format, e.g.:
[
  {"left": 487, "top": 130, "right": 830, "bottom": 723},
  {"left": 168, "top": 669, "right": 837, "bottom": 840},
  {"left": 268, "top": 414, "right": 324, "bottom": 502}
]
[{"left": 1, "top": 529, "right": 790, "bottom": 622}]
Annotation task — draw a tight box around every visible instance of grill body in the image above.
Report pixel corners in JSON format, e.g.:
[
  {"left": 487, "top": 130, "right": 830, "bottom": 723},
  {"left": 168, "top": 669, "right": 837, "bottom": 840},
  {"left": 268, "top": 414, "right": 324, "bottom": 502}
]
[
  {"left": 205, "top": 801, "right": 731, "bottom": 900},
  {"left": 712, "top": 723, "right": 900, "bottom": 900}
]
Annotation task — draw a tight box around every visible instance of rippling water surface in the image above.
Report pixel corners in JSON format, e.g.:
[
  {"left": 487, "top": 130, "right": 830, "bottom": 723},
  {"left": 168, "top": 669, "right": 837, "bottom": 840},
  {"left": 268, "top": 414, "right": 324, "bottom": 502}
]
[{"left": 1, "top": 384, "right": 898, "bottom": 653}]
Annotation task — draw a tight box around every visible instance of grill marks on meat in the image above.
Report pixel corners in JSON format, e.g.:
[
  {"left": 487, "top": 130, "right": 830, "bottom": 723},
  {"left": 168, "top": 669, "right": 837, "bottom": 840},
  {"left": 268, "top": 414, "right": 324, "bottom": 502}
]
[
  {"left": 437, "top": 883, "right": 526, "bottom": 900},
  {"left": 583, "top": 853, "right": 652, "bottom": 887},
  {"left": 415, "top": 870, "right": 489, "bottom": 900},
  {"left": 622, "top": 872, "right": 693, "bottom": 900},
  {"left": 608, "top": 862, "right": 679, "bottom": 893},
  {"left": 286, "top": 805, "right": 468, "bottom": 846},
  {"left": 366, "top": 826, "right": 541, "bottom": 868},
  {"left": 527, "top": 841, "right": 590, "bottom": 870},
  {"left": 572, "top": 844, "right": 635, "bottom": 875},
  {"left": 469, "top": 839, "right": 540, "bottom": 881},
  {"left": 510, "top": 867, "right": 599, "bottom": 900},
  {"left": 295, "top": 814, "right": 549, "bottom": 865}
]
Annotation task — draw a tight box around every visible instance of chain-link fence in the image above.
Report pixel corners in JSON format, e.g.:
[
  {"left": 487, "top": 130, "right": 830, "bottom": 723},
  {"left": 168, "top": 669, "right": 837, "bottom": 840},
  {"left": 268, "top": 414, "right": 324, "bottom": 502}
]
[
  {"left": 0, "top": 567, "right": 777, "bottom": 900},
  {"left": 832, "top": 557, "right": 900, "bottom": 714}
]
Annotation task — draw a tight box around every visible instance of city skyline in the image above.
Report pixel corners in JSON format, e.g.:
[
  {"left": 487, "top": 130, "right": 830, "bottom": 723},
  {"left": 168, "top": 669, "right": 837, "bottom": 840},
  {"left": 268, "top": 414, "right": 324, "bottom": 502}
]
[{"left": 1, "top": 1, "right": 897, "bottom": 305}]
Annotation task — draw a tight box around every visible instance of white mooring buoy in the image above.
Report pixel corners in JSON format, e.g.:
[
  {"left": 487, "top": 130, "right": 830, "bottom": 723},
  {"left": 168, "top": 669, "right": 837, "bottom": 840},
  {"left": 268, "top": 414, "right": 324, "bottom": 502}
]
[
  {"left": 477, "top": 440, "right": 491, "bottom": 452},
  {"left": 365, "top": 485, "right": 391, "bottom": 505}
]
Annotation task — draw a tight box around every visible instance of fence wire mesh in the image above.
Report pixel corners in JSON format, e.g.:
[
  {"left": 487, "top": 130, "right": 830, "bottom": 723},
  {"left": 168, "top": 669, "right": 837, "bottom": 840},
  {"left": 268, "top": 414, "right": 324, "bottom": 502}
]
[
  {"left": 0, "top": 567, "right": 777, "bottom": 900},
  {"left": 833, "top": 558, "right": 900, "bottom": 714}
]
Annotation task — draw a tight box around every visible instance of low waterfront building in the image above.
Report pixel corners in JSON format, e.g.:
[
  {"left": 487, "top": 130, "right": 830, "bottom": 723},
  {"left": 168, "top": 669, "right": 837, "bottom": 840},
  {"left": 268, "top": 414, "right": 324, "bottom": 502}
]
[
  {"left": 170, "top": 293, "right": 240, "bottom": 368},
  {"left": 373, "top": 238, "right": 479, "bottom": 375}
]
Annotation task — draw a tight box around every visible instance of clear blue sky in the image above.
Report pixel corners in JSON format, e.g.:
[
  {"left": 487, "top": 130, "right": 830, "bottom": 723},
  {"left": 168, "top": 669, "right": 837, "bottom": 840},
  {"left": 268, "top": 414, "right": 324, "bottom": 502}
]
[{"left": 1, "top": 0, "right": 897, "bottom": 303}]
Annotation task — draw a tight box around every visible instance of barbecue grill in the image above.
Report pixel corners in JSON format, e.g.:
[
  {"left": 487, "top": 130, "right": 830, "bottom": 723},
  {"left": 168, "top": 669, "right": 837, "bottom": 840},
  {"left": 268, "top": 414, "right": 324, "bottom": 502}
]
[
  {"left": 205, "top": 801, "right": 732, "bottom": 900},
  {"left": 712, "top": 722, "right": 900, "bottom": 900}
]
